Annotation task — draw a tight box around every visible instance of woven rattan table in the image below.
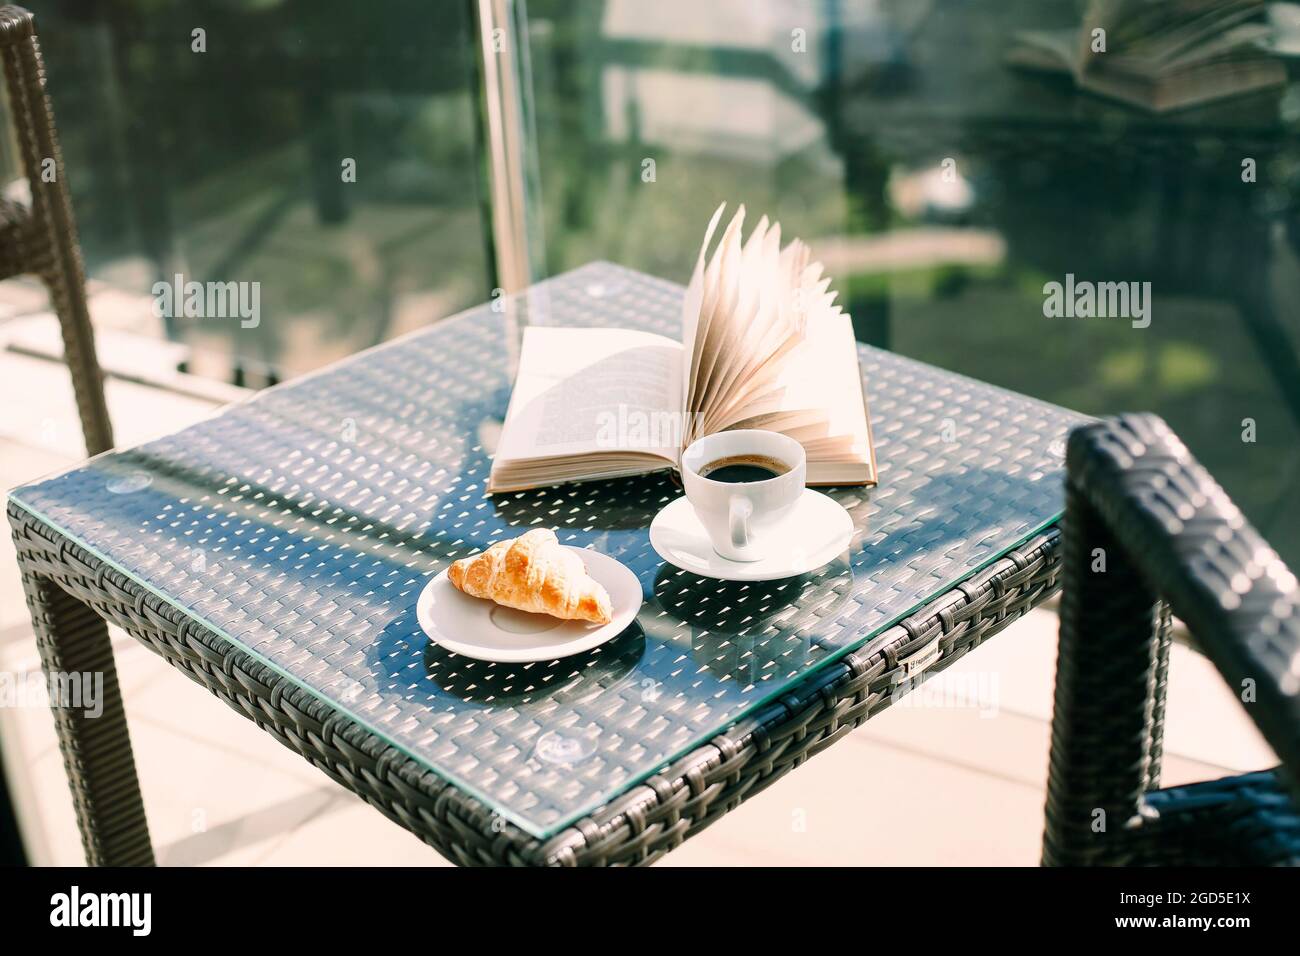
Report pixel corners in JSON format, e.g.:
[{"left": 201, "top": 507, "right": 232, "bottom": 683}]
[{"left": 9, "top": 262, "right": 1086, "bottom": 866}]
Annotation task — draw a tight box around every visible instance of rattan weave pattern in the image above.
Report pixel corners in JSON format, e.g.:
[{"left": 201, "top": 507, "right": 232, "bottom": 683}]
[
  {"left": 1043, "top": 414, "right": 1300, "bottom": 866},
  {"left": 11, "top": 499, "right": 1060, "bottom": 865},
  {"left": 11, "top": 262, "right": 1086, "bottom": 840}
]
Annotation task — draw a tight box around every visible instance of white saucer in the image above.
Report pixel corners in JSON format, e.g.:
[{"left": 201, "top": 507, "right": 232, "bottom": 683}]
[
  {"left": 416, "top": 546, "right": 642, "bottom": 663},
  {"left": 649, "top": 489, "right": 854, "bottom": 581}
]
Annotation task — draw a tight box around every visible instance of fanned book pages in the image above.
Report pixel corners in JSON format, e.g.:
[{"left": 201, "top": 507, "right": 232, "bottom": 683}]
[{"left": 488, "top": 204, "right": 877, "bottom": 493}]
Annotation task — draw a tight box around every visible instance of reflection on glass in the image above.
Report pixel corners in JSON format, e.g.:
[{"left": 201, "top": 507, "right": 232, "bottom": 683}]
[
  {"left": 14, "top": 0, "right": 491, "bottom": 384},
  {"left": 512, "top": 0, "right": 1300, "bottom": 566}
]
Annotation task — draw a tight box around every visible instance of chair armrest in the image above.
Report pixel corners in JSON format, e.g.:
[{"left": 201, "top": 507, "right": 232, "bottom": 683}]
[{"left": 1066, "top": 413, "right": 1300, "bottom": 796}]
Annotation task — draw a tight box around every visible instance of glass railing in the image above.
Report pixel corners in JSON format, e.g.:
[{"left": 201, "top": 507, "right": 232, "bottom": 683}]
[
  {"left": 498, "top": 0, "right": 1300, "bottom": 568},
  {"left": 13, "top": 0, "right": 494, "bottom": 384}
]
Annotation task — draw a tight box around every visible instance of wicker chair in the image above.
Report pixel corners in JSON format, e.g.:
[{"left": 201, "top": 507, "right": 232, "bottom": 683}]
[
  {"left": 1042, "top": 413, "right": 1300, "bottom": 866},
  {"left": 0, "top": 5, "right": 113, "bottom": 455}
]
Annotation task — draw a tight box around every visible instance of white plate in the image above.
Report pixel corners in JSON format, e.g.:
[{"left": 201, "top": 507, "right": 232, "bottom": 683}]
[
  {"left": 417, "top": 546, "right": 642, "bottom": 663},
  {"left": 649, "top": 488, "right": 854, "bottom": 582}
]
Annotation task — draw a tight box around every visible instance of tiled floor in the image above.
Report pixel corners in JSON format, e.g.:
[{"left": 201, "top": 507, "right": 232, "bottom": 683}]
[{"left": 0, "top": 299, "right": 1277, "bottom": 866}]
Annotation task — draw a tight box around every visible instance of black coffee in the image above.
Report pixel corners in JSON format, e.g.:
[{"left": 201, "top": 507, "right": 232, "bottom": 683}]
[{"left": 699, "top": 454, "right": 790, "bottom": 483}]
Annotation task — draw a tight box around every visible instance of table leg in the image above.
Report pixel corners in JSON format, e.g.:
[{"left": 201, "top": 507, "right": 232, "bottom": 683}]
[{"left": 19, "top": 569, "right": 154, "bottom": 866}]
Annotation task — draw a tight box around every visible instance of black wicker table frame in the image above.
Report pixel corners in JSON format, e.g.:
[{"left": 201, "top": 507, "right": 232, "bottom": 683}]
[
  {"left": 7, "top": 262, "right": 1081, "bottom": 866},
  {"left": 10, "top": 502, "right": 1059, "bottom": 866}
]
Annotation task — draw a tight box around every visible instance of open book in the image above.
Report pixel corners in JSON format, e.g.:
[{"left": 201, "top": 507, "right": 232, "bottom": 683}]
[
  {"left": 1006, "top": 0, "right": 1284, "bottom": 113},
  {"left": 488, "top": 205, "right": 876, "bottom": 493}
]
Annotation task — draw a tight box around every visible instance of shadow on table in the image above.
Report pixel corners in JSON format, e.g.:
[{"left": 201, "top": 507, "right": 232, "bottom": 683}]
[
  {"left": 489, "top": 471, "right": 681, "bottom": 533},
  {"left": 647, "top": 555, "right": 859, "bottom": 686},
  {"left": 420, "top": 623, "right": 646, "bottom": 707}
]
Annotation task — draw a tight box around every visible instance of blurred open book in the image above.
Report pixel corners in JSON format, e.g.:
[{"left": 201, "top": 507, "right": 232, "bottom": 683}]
[
  {"left": 488, "top": 204, "right": 876, "bottom": 493},
  {"left": 1006, "top": 0, "right": 1284, "bottom": 112}
]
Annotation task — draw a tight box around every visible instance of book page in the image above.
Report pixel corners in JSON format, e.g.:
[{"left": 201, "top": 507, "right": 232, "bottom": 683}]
[
  {"left": 686, "top": 206, "right": 746, "bottom": 432},
  {"left": 664, "top": 201, "right": 877, "bottom": 484},
  {"left": 697, "top": 216, "right": 795, "bottom": 430},
  {"left": 680, "top": 202, "right": 727, "bottom": 411},
  {"left": 715, "top": 309, "right": 869, "bottom": 462},
  {"left": 804, "top": 311, "right": 872, "bottom": 461},
  {"left": 1006, "top": 29, "right": 1079, "bottom": 74},
  {"left": 494, "top": 326, "right": 684, "bottom": 463}
]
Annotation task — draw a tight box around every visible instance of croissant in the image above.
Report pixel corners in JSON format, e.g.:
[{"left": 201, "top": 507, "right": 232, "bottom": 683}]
[{"left": 447, "top": 529, "right": 613, "bottom": 624}]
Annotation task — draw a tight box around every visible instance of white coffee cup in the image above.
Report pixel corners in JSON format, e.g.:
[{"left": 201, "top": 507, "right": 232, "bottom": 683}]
[{"left": 680, "top": 429, "right": 807, "bottom": 562}]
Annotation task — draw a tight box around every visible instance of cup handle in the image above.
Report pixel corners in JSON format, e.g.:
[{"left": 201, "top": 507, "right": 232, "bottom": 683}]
[{"left": 729, "top": 496, "right": 753, "bottom": 550}]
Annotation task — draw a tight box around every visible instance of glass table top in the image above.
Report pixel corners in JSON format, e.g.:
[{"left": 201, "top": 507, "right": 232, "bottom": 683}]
[{"left": 8, "top": 262, "right": 1087, "bottom": 837}]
